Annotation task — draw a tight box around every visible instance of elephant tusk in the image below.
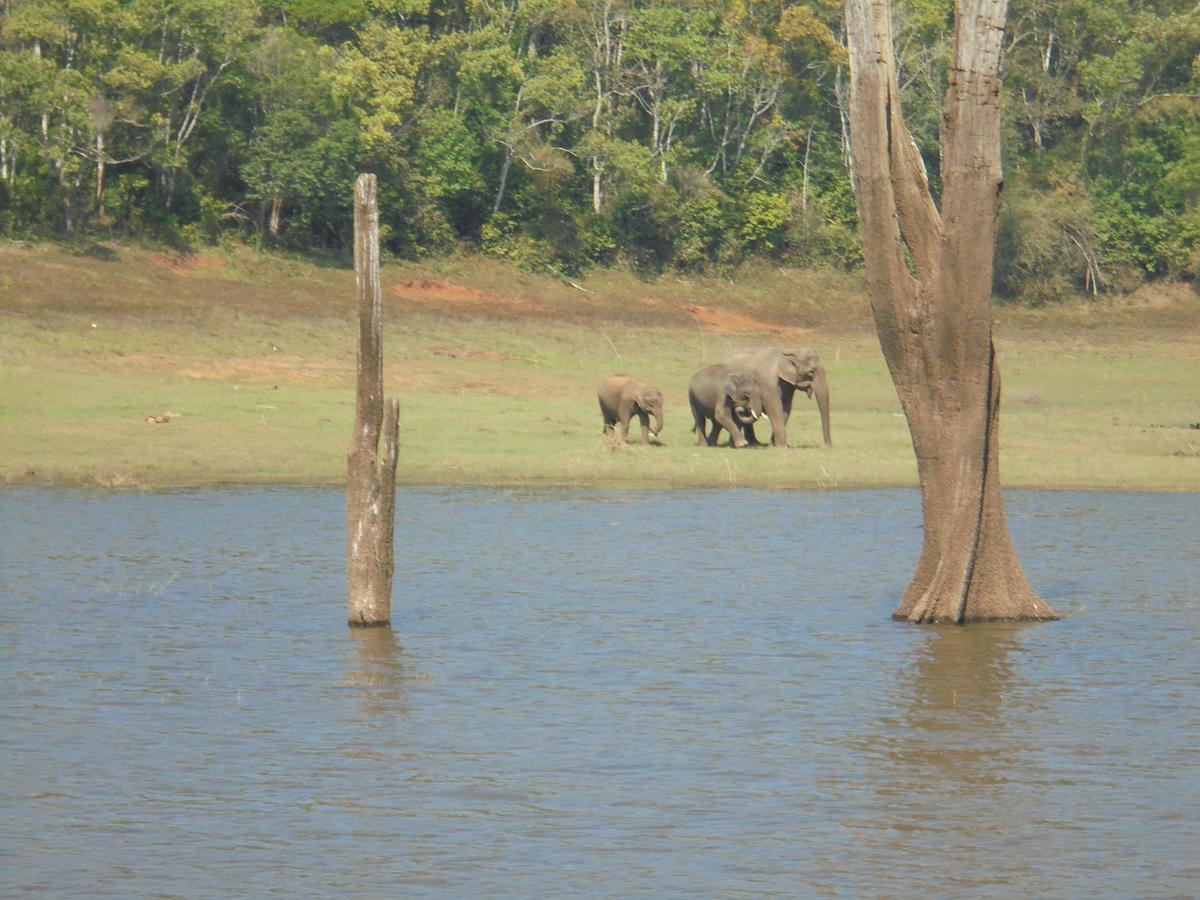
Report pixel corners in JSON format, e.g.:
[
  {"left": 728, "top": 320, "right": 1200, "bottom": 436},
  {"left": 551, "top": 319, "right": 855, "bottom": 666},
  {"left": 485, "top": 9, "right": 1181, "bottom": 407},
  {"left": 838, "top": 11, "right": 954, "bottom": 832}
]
[{"left": 731, "top": 406, "right": 759, "bottom": 426}]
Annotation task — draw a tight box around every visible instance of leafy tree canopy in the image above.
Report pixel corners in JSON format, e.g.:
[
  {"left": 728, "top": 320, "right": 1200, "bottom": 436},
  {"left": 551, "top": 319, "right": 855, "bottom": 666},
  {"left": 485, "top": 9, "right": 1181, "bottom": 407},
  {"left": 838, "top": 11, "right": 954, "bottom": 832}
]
[{"left": 0, "top": 0, "right": 1195, "bottom": 298}]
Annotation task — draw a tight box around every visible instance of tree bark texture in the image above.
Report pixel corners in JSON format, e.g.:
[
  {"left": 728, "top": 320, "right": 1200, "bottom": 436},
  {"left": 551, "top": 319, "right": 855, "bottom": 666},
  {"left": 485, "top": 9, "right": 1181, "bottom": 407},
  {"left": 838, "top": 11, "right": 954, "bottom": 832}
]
[
  {"left": 347, "top": 173, "right": 400, "bottom": 628},
  {"left": 844, "top": 0, "right": 1056, "bottom": 623}
]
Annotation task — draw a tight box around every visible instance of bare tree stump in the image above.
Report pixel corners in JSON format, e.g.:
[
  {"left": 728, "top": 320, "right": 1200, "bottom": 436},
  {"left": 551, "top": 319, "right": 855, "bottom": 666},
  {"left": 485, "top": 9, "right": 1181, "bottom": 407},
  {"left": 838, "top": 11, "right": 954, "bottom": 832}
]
[
  {"left": 844, "top": 0, "right": 1056, "bottom": 623},
  {"left": 347, "top": 173, "right": 399, "bottom": 628}
]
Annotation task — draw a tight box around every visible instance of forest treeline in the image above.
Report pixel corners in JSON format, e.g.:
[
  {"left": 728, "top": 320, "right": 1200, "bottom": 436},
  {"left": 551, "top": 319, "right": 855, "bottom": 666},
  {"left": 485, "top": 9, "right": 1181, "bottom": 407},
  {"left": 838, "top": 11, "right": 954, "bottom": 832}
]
[{"left": 0, "top": 0, "right": 1197, "bottom": 302}]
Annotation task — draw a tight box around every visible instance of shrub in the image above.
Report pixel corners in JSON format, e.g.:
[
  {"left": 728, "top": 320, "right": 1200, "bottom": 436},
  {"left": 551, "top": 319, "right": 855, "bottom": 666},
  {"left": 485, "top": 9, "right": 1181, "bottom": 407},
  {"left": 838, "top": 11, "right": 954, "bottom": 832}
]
[
  {"left": 740, "top": 190, "right": 792, "bottom": 254},
  {"left": 995, "top": 177, "right": 1108, "bottom": 303}
]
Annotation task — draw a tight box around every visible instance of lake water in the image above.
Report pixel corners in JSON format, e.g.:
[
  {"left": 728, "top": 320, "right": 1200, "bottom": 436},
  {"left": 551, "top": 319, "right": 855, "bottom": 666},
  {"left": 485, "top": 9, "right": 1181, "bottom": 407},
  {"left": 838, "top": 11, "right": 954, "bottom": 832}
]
[{"left": 2, "top": 486, "right": 1198, "bottom": 896}]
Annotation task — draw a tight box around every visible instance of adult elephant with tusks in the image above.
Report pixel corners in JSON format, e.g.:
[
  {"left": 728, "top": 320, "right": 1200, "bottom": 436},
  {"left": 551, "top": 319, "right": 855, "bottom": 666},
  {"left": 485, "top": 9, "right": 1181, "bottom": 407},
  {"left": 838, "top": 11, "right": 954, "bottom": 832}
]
[
  {"left": 598, "top": 374, "right": 664, "bottom": 444},
  {"left": 721, "top": 346, "right": 831, "bottom": 448},
  {"left": 688, "top": 364, "right": 765, "bottom": 448}
]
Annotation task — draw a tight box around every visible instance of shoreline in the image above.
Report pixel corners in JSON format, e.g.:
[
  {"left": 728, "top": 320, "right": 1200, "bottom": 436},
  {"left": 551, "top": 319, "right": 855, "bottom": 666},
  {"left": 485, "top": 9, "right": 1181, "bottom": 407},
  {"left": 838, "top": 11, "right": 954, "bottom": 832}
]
[{"left": 5, "top": 473, "right": 1197, "bottom": 494}]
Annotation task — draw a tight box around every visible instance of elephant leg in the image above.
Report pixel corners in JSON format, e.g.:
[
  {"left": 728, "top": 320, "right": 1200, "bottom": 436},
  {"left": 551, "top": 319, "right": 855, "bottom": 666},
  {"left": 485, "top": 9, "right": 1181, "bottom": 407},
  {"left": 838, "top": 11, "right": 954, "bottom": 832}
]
[
  {"left": 637, "top": 410, "right": 651, "bottom": 443},
  {"left": 764, "top": 393, "right": 788, "bottom": 447},
  {"left": 770, "top": 420, "right": 787, "bottom": 447},
  {"left": 690, "top": 396, "right": 708, "bottom": 446},
  {"left": 714, "top": 406, "right": 747, "bottom": 448},
  {"left": 742, "top": 420, "right": 763, "bottom": 446},
  {"left": 781, "top": 384, "right": 796, "bottom": 421},
  {"left": 706, "top": 419, "right": 721, "bottom": 446},
  {"left": 603, "top": 418, "right": 616, "bottom": 438},
  {"left": 618, "top": 414, "right": 631, "bottom": 443}
]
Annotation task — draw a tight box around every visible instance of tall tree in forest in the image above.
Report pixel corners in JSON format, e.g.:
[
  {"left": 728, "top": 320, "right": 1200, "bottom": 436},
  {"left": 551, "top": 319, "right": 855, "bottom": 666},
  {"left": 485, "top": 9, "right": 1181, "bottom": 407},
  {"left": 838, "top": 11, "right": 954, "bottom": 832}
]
[
  {"left": 697, "top": 2, "right": 785, "bottom": 180},
  {"left": 843, "top": 0, "right": 1057, "bottom": 623},
  {"left": 1, "top": 0, "right": 135, "bottom": 231},
  {"left": 242, "top": 27, "right": 361, "bottom": 244},
  {"left": 572, "top": 0, "right": 629, "bottom": 213},
  {"left": 625, "top": 3, "right": 704, "bottom": 184},
  {"left": 152, "top": 0, "right": 258, "bottom": 206}
]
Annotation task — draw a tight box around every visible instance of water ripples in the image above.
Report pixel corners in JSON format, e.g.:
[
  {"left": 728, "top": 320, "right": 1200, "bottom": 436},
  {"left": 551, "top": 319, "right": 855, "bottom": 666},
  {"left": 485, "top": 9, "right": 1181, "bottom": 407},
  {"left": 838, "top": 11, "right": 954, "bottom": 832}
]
[{"left": 2, "top": 486, "right": 1198, "bottom": 895}]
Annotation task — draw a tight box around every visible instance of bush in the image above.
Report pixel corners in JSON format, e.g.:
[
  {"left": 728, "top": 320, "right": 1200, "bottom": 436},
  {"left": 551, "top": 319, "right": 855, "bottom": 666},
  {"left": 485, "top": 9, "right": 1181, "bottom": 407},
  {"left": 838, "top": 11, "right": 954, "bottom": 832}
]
[
  {"left": 740, "top": 190, "right": 791, "bottom": 254},
  {"left": 995, "top": 177, "right": 1108, "bottom": 303},
  {"left": 673, "top": 189, "right": 733, "bottom": 271},
  {"left": 611, "top": 182, "right": 679, "bottom": 272},
  {"left": 481, "top": 212, "right": 560, "bottom": 273},
  {"left": 784, "top": 194, "right": 862, "bottom": 270}
]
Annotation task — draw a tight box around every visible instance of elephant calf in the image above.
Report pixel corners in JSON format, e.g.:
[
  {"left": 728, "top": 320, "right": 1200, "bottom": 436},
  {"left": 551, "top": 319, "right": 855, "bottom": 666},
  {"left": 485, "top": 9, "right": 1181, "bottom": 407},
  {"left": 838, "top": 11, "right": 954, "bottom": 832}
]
[
  {"left": 688, "top": 364, "right": 765, "bottom": 448},
  {"left": 598, "top": 374, "right": 664, "bottom": 444}
]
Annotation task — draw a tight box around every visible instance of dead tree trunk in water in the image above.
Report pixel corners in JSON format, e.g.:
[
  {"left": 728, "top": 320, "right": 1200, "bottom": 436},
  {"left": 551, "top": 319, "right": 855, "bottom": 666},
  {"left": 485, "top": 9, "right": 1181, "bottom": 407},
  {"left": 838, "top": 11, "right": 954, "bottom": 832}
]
[
  {"left": 347, "top": 173, "right": 399, "bottom": 628},
  {"left": 844, "top": 0, "right": 1056, "bottom": 623}
]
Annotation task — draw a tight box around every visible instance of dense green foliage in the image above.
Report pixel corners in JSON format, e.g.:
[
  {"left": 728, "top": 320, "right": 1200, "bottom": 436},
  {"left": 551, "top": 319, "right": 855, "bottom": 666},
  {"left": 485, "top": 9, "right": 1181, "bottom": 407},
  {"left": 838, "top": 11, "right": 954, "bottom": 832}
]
[{"left": 1, "top": 0, "right": 1196, "bottom": 298}]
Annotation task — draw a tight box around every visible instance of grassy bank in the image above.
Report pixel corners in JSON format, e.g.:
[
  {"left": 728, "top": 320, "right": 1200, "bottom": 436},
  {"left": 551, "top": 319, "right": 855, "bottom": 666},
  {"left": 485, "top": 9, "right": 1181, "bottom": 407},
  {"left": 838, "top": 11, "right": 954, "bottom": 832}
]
[{"left": 1, "top": 242, "right": 1197, "bottom": 491}]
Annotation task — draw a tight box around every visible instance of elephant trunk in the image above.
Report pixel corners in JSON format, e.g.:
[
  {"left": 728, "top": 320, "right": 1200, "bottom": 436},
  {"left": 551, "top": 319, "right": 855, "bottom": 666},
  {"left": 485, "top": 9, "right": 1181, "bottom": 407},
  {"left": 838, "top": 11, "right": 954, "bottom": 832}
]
[
  {"left": 732, "top": 405, "right": 759, "bottom": 425},
  {"left": 652, "top": 408, "right": 664, "bottom": 436},
  {"left": 812, "top": 365, "right": 831, "bottom": 447}
]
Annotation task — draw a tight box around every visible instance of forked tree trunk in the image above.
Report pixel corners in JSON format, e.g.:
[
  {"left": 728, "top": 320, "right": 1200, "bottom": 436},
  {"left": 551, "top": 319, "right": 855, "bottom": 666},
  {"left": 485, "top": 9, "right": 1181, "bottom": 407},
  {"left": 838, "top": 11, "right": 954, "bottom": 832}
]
[
  {"left": 844, "top": 0, "right": 1056, "bottom": 623},
  {"left": 347, "top": 173, "right": 400, "bottom": 628}
]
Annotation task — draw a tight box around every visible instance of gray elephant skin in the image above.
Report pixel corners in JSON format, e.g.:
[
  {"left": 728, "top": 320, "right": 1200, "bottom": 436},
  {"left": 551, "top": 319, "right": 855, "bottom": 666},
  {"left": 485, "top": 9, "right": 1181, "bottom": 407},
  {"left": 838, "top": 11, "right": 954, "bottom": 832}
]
[
  {"left": 721, "top": 346, "right": 831, "bottom": 448},
  {"left": 688, "top": 364, "right": 765, "bottom": 448},
  {"left": 598, "top": 374, "right": 664, "bottom": 444}
]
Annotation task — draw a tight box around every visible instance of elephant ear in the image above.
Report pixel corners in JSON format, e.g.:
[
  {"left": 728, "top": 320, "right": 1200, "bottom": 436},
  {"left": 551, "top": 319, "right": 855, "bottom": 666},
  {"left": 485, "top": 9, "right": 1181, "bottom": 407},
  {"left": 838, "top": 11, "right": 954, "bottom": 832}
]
[
  {"left": 778, "top": 351, "right": 816, "bottom": 385},
  {"left": 776, "top": 354, "right": 801, "bottom": 385}
]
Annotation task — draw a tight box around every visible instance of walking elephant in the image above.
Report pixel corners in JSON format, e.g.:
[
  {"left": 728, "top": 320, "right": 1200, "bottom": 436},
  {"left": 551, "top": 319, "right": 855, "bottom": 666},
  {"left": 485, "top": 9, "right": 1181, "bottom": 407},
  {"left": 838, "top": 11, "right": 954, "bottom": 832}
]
[
  {"left": 721, "top": 346, "right": 831, "bottom": 448},
  {"left": 598, "top": 374, "right": 664, "bottom": 444},
  {"left": 688, "top": 364, "right": 765, "bottom": 448}
]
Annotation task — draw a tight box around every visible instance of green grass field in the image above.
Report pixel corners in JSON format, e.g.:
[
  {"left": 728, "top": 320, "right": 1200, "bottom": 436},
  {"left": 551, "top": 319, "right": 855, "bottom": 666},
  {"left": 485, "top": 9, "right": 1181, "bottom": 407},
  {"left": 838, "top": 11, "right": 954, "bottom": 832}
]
[{"left": 1, "top": 242, "right": 1197, "bottom": 491}]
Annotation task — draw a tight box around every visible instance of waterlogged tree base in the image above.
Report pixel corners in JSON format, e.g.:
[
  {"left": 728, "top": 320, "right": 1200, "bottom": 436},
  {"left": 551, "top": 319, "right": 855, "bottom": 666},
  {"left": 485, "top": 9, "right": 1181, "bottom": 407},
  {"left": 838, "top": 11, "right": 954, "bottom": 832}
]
[
  {"left": 894, "top": 546, "right": 1060, "bottom": 624},
  {"left": 897, "top": 612, "right": 1059, "bottom": 624},
  {"left": 349, "top": 618, "right": 392, "bottom": 629},
  {"left": 891, "top": 418, "right": 1059, "bottom": 625},
  {"left": 893, "top": 586, "right": 1059, "bottom": 624}
]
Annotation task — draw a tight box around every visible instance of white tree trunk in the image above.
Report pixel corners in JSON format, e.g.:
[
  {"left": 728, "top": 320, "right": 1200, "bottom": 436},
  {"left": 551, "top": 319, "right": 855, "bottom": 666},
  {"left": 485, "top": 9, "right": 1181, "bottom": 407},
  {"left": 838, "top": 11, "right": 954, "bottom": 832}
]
[{"left": 347, "top": 174, "right": 400, "bottom": 628}]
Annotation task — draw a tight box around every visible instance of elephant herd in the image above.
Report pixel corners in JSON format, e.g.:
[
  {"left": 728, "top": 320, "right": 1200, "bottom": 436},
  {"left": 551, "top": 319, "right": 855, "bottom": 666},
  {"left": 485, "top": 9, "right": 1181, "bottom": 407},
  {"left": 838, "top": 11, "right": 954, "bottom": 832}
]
[{"left": 597, "top": 346, "right": 832, "bottom": 449}]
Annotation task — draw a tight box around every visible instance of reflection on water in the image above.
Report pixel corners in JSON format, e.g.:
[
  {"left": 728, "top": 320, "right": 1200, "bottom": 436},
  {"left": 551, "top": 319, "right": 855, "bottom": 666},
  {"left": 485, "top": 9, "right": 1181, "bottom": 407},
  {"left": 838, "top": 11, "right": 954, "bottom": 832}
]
[
  {"left": 344, "top": 626, "right": 407, "bottom": 693},
  {"left": 862, "top": 626, "right": 1051, "bottom": 894},
  {"left": 1, "top": 486, "right": 1197, "bottom": 895}
]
